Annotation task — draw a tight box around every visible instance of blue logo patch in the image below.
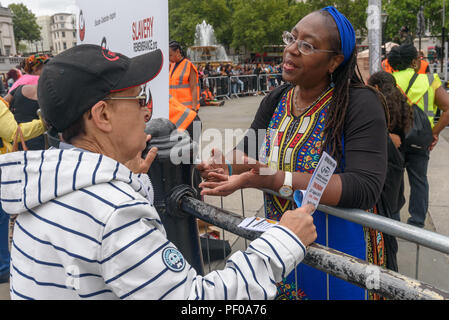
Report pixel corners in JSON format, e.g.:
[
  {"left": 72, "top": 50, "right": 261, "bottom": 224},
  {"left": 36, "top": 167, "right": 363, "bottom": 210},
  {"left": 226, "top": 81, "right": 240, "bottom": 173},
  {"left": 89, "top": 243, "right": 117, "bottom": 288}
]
[{"left": 162, "top": 247, "right": 185, "bottom": 272}]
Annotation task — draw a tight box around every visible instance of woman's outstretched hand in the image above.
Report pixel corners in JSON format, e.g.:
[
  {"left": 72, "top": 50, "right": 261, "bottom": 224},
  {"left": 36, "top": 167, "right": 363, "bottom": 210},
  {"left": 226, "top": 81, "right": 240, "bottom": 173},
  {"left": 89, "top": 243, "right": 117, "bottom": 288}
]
[
  {"left": 199, "top": 171, "right": 252, "bottom": 197},
  {"left": 196, "top": 148, "right": 228, "bottom": 182}
]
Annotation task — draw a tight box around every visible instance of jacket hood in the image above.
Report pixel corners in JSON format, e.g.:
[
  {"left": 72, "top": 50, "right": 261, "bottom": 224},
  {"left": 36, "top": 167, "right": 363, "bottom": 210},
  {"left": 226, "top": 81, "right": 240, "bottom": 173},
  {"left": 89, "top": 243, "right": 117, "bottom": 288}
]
[{"left": 0, "top": 149, "right": 153, "bottom": 215}]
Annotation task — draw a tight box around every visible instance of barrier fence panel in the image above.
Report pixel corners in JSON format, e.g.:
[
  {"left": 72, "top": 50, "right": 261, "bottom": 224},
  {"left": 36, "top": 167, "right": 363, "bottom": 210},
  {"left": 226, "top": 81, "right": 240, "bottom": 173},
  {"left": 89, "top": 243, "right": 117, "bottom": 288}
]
[
  {"left": 204, "top": 74, "right": 283, "bottom": 100},
  {"left": 258, "top": 73, "right": 282, "bottom": 93},
  {"left": 206, "top": 76, "right": 231, "bottom": 100},
  {"left": 229, "top": 75, "right": 259, "bottom": 98},
  {"left": 179, "top": 195, "right": 449, "bottom": 300}
]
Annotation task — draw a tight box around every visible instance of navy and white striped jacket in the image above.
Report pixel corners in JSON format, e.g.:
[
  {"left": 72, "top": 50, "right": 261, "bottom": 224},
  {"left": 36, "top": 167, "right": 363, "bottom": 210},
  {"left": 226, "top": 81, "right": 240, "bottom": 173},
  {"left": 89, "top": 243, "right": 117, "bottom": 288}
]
[{"left": 0, "top": 149, "right": 306, "bottom": 300}]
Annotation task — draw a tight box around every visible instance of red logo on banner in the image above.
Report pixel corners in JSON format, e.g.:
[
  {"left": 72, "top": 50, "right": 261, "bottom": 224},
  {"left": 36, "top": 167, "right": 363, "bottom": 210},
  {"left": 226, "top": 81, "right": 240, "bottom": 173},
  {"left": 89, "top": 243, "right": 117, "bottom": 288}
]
[
  {"left": 100, "top": 37, "right": 120, "bottom": 62},
  {"left": 79, "top": 10, "right": 85, "bottom": 41}
]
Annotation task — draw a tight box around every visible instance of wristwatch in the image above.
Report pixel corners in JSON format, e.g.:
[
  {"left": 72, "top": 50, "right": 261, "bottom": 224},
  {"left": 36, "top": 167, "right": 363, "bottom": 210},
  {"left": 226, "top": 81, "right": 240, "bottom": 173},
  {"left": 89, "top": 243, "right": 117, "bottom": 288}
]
[{"left": 279, "top": 171, "right": 293, "bottom": 198}]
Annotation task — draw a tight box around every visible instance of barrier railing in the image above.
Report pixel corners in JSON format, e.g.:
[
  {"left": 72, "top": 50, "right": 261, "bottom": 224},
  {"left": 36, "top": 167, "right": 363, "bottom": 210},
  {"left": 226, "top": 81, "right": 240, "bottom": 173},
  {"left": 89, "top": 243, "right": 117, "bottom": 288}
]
[
  {"left": 178, "top": 195, "right": 449, "bottom": 300},
  {"left": 205, "top": 76, "right": 231, "bottom": 100},
  {"left": 229, "top": 75, "right": 259, "bottom": 98},
  {"left": 258, "top": 73, "right": 283, "bottom": 93},
  {"left": 202, "top": 74, "right": 283, "bottom": 100}
]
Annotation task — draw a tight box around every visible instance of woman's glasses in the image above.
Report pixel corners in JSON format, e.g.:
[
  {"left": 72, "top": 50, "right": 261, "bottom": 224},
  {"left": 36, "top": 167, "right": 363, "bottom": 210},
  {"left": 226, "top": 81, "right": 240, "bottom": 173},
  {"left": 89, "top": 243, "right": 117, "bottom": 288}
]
[{"left": 282, "top": 31, "right": 336, "bottom": 55}]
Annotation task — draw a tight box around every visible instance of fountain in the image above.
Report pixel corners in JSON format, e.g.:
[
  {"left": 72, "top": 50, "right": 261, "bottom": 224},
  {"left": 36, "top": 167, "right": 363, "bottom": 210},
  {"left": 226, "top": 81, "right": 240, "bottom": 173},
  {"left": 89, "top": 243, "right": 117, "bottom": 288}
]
[{"left": 187, "top": 20, "right": 231, "bottom": 64}]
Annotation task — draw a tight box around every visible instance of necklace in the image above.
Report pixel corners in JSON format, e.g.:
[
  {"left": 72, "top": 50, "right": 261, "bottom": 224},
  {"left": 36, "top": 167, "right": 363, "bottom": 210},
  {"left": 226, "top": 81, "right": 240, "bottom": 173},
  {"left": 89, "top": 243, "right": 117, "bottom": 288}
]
[{"left": 293, "top": 86, "right": 331, "bottom": 115}]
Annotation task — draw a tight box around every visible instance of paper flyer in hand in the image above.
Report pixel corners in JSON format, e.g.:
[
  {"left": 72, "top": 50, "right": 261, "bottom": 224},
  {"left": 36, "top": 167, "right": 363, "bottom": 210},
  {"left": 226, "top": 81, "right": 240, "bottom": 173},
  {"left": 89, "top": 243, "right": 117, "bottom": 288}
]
[{"left": 294, "top": 151, "right": 337, "bottom": 211}]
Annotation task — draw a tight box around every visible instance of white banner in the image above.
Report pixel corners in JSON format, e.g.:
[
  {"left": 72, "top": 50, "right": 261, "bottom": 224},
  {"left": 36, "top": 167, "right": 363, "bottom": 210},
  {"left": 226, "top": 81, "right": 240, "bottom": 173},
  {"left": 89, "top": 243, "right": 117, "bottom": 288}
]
[{"left": 75, "top": 0, "right": 169, "bottom": 119}]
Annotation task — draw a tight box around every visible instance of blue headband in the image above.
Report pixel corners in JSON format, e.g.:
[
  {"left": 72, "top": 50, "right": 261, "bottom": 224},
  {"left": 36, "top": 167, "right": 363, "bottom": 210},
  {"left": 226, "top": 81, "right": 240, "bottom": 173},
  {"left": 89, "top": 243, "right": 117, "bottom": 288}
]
[{"left": 321, "top": 6, "right": 356, "bottom": 66}]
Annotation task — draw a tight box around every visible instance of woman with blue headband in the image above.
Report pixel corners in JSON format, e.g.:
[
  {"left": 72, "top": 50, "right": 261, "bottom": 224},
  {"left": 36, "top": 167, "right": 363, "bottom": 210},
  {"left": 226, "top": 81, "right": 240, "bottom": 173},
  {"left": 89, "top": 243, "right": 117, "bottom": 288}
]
[{"left": 199, "top": 7, "right": 389, "bottom": 300}]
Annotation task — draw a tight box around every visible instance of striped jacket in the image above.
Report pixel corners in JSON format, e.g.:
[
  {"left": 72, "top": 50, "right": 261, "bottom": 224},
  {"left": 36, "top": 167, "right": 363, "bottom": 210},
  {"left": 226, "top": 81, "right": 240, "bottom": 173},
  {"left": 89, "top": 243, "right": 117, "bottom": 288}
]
[{"left": 0, "top": 149, "right": 307, "bottom": 300}]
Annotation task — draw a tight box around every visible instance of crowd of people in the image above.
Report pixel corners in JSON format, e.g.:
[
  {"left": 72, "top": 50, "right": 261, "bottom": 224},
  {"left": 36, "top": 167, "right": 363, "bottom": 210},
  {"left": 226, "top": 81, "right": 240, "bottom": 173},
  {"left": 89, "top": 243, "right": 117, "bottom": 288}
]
[
  {"left": 0, "top": 5, "right": 448, "bottom": 301},
  {"left": 197, "top": 62, "right": 283, "bottom": 99}
]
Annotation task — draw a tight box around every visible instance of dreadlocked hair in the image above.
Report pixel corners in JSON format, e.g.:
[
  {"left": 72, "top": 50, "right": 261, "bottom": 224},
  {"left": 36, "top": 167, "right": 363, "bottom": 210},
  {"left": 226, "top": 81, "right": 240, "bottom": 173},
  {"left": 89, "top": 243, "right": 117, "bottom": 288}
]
[
  {"left": 368, "top": 71, "right": 413, "bottom": 134},
  {"left": 319, "top": 11, "right": 389, "bottom": 166}
]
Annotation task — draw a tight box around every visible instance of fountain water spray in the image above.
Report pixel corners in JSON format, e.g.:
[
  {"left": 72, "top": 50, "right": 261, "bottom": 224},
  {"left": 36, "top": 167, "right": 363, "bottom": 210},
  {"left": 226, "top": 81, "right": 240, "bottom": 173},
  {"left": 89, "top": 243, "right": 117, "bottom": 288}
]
[{"left": 187, "top": 20, "right": 230, "bottom": 64}]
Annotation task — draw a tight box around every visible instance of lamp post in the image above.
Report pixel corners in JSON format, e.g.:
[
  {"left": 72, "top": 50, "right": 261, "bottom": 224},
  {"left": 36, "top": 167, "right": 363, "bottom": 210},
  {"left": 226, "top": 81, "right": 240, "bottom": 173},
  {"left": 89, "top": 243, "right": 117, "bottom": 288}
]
[
  {"left": 381, "top": 10, "right": 389, "bottom": 58},
  {"left": 442, "top": 0, "right": 446, "bottom": 74},
  {"left": 417, "top": 2, "right": 425, "bottom": 52},
  {"left": 368, "top": 0, "right": 383, "bottom": 75}
]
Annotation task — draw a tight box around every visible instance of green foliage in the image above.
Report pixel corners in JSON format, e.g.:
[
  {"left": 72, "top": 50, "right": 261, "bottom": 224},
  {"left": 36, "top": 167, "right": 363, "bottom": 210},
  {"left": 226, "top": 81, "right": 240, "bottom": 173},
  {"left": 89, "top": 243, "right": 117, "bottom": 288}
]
[
  {"left": 304, "top": 0, "right": 369, "bottom": 39},
  {"left": 384, "top": 0, "right": 449, "bottom": 43},
  {"left": 169, "top": 0, "right": 449, "bottom": 54},
  {"left": 8, "top": 3, "right": 41, "bottom": 46},
  {"left": 169, "top": 0, "right": 232, "bottom": 50},
  {"left": 230, "top": 0, "right": 308, "bottom": 53}
]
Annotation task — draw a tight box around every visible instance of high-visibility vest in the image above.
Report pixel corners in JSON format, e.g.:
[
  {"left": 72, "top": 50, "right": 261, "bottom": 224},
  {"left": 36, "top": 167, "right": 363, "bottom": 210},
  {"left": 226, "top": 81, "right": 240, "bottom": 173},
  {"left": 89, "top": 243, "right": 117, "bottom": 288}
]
[
  {"left": 382, "top": 59, "right": 396, "bottom": 73},
  {"left": 417, "top": 59, "right": 429, "bottom": 74},
  {"left": 169, "top": 95, "right": 197, "bottom": 132},
  {"left": 201, "top": 89, "right": 214, "bottom": 101},
  {"left": 169, "top": 58, "right": 200, "bottom": 111},
  {"left": 393, "top": 68, "right": 441, "bottom": 127}
]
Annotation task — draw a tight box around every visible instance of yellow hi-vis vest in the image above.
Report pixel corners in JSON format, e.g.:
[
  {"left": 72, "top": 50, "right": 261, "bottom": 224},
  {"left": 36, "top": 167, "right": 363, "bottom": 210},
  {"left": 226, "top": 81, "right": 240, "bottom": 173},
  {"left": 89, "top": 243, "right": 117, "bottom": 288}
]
[{"left": 393, "top": 68, "right": 442, "bottom": 128}]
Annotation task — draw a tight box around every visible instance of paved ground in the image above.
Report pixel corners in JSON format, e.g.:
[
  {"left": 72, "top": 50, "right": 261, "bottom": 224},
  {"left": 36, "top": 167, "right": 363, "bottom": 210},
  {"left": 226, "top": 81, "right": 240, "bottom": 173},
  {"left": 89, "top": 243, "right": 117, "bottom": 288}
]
[{"left": 2, "top": 94, "right": 449, "bottom": 299}]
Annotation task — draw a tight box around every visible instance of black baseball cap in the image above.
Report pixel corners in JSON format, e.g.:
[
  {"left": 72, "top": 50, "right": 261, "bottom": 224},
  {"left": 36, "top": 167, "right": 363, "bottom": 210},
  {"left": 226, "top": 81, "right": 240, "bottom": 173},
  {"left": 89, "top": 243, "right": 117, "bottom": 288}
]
[{"left": 38, "top": 44, "right": 163, "bottom": 132}]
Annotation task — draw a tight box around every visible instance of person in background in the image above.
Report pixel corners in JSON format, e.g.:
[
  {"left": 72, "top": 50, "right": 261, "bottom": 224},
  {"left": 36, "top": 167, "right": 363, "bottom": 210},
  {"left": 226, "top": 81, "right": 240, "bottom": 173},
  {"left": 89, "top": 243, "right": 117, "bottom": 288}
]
[
  {"left": 6, "top": 69, "right": 21, "bottom": 90},
  {"left": 4, "top": 54, "right": 49, "bottom": 104},
  {"left": 388, "top": 44, "right": 449, "bottom": 228},
  {"left": 200, "top": 84, "right": 225, "bottom": 107},
  {"left": 9, "top": 84, "right": 45, "bottom": 150},
  {"left": 169, "top": 41, "right": 200, "bottom": 112},
  {"left": 416, "top": 50, "right": 430, "bottom": 74},
  {"left": 0, "top": 97, "right": 46, "bottom": 285},
  {"left": 368, "top": 71, "right": 413, "bottom": 271},
  {"left": 199, "top": 6, "right": 389, "bottom": 300}
]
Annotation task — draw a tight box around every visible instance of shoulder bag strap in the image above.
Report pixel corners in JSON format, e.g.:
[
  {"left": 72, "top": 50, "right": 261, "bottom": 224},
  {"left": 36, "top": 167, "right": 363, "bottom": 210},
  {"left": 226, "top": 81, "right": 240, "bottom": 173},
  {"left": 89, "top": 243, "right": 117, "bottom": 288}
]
[
  {"left": 405, "top": 72, "right": 419, "bottom": 95},
  {"left": 12, "top": 126, "right": 28, "bottom": 152}
]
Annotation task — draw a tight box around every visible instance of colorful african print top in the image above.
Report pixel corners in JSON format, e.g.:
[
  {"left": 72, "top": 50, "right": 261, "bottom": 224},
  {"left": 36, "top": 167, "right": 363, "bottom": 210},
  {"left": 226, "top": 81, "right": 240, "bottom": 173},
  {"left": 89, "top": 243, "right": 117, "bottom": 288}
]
[
  {"left": 263, "top": 86, "right": 333, "bottom": 220},
  {"left": 260, "top": 86, "right": 386, "bottom": 300}
]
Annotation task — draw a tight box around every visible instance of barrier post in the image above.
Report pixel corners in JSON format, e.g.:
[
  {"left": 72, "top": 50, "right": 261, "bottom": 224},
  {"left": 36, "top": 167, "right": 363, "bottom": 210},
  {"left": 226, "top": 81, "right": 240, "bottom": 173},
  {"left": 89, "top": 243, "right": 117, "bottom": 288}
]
[{"left": 145, "top": 118, "right": 204, "bottom": 275}]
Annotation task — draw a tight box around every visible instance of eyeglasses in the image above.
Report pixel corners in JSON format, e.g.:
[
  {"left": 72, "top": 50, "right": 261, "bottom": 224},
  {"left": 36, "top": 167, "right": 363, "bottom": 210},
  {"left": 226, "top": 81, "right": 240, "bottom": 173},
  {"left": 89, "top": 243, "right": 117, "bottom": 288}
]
[
  {"left": 282, "top": 31, "right": 336, "bottom": 55},
  {"left": 103, "top": 85, "right": 152, "bottom": 108}
]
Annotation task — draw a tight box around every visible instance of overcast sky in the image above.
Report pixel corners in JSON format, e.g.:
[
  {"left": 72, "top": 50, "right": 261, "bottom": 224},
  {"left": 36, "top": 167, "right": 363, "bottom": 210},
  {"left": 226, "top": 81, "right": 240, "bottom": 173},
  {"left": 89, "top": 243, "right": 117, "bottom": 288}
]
[{"left": 1, "top": 0, "right": 78, "bottom": 16}]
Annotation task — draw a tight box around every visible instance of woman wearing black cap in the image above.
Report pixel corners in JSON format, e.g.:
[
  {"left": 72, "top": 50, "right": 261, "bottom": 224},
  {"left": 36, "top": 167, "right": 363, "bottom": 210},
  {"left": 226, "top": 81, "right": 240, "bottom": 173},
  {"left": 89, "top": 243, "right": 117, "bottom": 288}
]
[{"left": 200, "top": 7, "right": 389, "bottom": 300}]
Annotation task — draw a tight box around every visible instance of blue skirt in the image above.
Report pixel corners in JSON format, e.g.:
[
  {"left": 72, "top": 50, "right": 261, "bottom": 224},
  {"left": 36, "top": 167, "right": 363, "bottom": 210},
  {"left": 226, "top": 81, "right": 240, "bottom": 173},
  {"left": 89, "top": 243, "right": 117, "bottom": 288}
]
[{"left": 276, "top": 209, "right": 366, "bottom": 300}]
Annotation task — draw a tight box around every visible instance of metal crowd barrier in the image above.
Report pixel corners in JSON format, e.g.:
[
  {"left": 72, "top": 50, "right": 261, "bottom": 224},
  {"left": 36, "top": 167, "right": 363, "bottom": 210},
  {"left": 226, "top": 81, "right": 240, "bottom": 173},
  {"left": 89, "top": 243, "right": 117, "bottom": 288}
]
[
  {"left": 258, "top": 73, "right": 283, "bottom": 93},
  {"left": 206, "top": 76, "right": 231, "bottom": 100},
  {"left": 178, "top": 195, "right": 449, "bottom": 300},
  {"left": 229, "top": 75, "right": 259, "bottom": 98},
  {"left": 146, "top": 118, "right": 449, "bottom": 300},
  {"left": 203, "top": 74, "right": 283, "bottom": 100}
]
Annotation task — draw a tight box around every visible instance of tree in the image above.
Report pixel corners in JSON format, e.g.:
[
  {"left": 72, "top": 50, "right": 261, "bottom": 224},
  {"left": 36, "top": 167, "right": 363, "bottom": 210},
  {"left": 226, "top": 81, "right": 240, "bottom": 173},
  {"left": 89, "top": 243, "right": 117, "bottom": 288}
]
[
  {"left": 305, "top": 0, "right": 369, "bottom": 40},
  {"left": 383, "top": 0, "right": 449, "bottom": 43},
  {"left": 230, "top": 0, "right": 307, "bottom": 53},
  {"left": 8, "top": 3, "right": 41, "bottom": 47},
  {"left": 169, "top": 0, "right": 232, "bottom": 49}
]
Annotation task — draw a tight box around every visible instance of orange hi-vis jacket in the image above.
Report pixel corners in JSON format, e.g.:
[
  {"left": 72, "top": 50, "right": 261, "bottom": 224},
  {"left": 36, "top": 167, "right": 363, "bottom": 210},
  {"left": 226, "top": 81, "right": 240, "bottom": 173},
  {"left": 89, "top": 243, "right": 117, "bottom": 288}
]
[
  {"left": 382, "top": 59, "right": 396, "bottom": 74},
  {"left": 169, "top": 95, "right": 197, "bottom": 132},
  {"left": 417, "top": 59, "right": 429, "bottom": 74},
  {"left": 169, "top": 58, "right": 200, "bottom": 112},
  {"left": 201, "top": 88, "right": 214, "bottom": 101}
]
